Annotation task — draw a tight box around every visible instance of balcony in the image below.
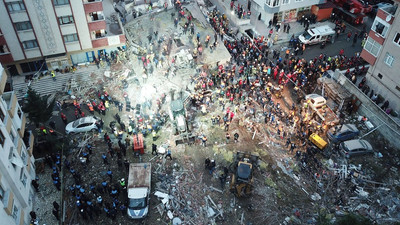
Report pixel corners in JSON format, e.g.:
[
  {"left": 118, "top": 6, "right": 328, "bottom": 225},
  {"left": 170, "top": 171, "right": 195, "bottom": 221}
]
[
  {"left": 2, "top": 91, "right": 17, "bottom": 118},
  {"left": 18, "top": 113, "right": 26, "bottom": 137},
  {"left": 23, "top": 130, "right": 34, "bottom": 156},
  {"left": 0, "top": 68, "right": 7, "bottom": 95}
]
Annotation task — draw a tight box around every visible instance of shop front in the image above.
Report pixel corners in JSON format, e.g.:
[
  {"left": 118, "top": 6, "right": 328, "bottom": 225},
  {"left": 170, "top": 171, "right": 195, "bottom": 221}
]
[{"left": 273, "top": 6, "right": 311, "bottom": 23}]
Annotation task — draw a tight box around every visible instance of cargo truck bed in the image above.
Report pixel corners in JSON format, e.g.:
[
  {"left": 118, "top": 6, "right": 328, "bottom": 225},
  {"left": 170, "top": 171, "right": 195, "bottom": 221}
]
[{"left": 128, "top": 163, "right": 151, "bottom": 188}]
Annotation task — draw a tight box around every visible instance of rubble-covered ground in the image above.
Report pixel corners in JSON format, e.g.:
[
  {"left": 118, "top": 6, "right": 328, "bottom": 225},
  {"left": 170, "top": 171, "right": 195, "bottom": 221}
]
[{"left": 31, "top": 3, "right": 400, "bottom": 225}]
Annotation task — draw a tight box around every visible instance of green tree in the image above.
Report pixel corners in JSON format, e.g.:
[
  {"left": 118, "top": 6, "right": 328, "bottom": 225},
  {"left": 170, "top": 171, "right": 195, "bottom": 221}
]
[{"left": 22, "top": 88, "right": 55, "bottom": 127}]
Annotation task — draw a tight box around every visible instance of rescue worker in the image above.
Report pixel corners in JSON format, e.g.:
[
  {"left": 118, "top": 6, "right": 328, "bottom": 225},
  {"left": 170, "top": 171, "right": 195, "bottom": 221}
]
[
  {"left": 234, "top": 132, "right": 239, "bottom": 142},
  {"left": 201, "top": 135, "right": 207, "bottom": 147},
  {"left": 152, "top": 143, "right": 158, "bottom": 155},
  {"left": 51, "top": 70, "right": 56, "bottom": 81},
  {"left": 165, "top": 148, "right": 172, "bottom": 160},
  {"left": 225, "top": 132, "right": 230, "bottom": 143},
  {"left": 119, "top": 178, "right": 126, "bottom": 190},
  {"left": 61, "top": 113, "right": 67, "bottom": 124},
  {"left": 209, "top": 159, "right": 216, "bottom": 175}
]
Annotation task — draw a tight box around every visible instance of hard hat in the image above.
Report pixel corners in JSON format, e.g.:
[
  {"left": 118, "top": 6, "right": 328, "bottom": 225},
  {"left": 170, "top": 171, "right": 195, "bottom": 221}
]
[{"left": 121, "top": 178, "right": 125, "bottom": 181}]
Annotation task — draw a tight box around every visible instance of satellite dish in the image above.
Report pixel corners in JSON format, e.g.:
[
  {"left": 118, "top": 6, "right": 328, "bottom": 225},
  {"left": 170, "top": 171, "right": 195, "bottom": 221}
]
[{"left": 386, "top": 14, "right": 392, "bottom": 22}]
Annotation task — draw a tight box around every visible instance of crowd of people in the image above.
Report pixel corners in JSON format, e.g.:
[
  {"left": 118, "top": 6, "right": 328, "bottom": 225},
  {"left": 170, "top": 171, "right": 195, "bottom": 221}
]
[
  {"left": 193, "top": 8, "right": 370, "bottom": 176},
  {"left": 29, "top": 3, "right": 379, "bottom": 223}
]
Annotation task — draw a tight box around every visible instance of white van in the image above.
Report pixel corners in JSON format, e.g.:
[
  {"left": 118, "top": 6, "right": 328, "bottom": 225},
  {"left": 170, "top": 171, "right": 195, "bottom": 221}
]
[{"left": 299, "top": 25, "right": 335, "bottom": 45}]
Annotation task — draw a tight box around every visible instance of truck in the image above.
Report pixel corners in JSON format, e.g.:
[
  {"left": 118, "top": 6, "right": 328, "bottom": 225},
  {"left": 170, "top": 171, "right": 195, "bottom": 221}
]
[
  {"left": 127, "top": 163, "right": 151, "bottom": 219},
  {"left": 332, "top": 0, "right": 372, "bottom": 14},
  {"left": 333, "top": 7, "right": 366, "bottom": 25},
  {"left": 299, "top": 25, "right": 335, "bottom": 45}
]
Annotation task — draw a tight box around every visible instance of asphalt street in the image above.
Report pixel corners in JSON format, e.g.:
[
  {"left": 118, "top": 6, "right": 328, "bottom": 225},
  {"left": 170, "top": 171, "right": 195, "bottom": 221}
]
[{"left": 275, "top": 15, "right": 374, "bottom": 62}]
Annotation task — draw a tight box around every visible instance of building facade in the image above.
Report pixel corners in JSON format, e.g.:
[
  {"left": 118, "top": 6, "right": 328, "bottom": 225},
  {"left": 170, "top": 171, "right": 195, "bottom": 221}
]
[
  {"left": 360, "top": 1, "right": 400, "bottom": 114},
  {"left": 0, "top": 64, "right": 35, "bottom": 225},
  {"left": 0, "top": 0, "right": 126, "bottom": 76},
  {"left": 250, "top": 0, "right": 326, "bottom": 24}
]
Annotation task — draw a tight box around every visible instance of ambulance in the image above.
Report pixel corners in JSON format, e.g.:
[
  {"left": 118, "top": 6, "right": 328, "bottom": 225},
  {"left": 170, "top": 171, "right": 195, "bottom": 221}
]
[{"left": 299, "top": 25, "right": 335, "bottom": 45}]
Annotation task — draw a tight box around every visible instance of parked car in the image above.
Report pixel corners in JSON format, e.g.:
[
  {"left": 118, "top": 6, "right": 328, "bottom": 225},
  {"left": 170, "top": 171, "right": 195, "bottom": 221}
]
[
  {"left": 339, "top": 139, "right": 373, "bottom": 158},
  {"left": 65, "top": 116, "right": 98, "bottom": 134},
  {"left": 305, "top": 94, "right": 327, "bottom": 108},
  {"left": 327, "top": 124, "right": 360, "bottom": 143}
]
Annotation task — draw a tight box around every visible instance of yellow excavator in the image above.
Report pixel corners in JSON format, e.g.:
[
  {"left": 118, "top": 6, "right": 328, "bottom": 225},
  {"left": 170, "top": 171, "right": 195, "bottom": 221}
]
[{"left": 229, "top": 152, "right": 259, "bottom": 197}]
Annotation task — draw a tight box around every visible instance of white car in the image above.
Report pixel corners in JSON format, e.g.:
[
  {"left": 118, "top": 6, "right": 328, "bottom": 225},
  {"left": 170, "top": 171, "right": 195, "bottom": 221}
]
[
  {"left": 65, "top": 116, "right": 98, "bottom": 134},
  {"left": 305, "top": 94, "right": 327, "bottom": 109}
]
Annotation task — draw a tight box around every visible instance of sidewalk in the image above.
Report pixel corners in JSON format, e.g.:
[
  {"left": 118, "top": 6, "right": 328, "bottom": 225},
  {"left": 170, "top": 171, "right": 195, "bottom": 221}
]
[{"left": 206, "top": 0, "right": 335, "bottom": 45}]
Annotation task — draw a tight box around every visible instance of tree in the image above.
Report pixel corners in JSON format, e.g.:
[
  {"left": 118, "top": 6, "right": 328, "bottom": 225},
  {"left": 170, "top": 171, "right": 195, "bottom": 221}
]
[{"left": 22, "top": 88, "right": 55, "bottom": 127}]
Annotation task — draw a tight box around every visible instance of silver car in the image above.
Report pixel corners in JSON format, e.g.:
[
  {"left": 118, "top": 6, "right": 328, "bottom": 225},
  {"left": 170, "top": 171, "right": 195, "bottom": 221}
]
[
  {"left": 65, "top": 116, "right": 98, "bottom": 134},
  {"left": 340, "top": 139, "right": 373, "bottom": 158}
]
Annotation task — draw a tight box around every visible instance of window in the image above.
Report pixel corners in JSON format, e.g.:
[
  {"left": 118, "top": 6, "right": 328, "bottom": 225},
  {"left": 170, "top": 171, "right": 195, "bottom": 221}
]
[
  {"left": 22, "top": 40, "right": 38, "bottom": 49},
  {"left": 0, "top": 45, "right": 9, "bottom": 54},
  {"left": 378, "top": 73, "right": 383, "bottom": 79},
  {"left": 12, "top": 202, "right": 19, "bottom": 222},
  {"left": 384, "top": 52, "right": 394, "bottom": 67},
  {"left": 17, "top": 108, "right": 22, "bottom": 119},
  {"left": 20, "top": 169, "right": 27, "bottom": 187},
  {"left": 0, "top": 186, "right": 4, "bottom": 201},
  {"left": 9, "top": 131, "right": 16, "bottom": 145},
  {"left": 89, "top": 12, "right": 104, "bottom": 22},
  {"left": 53, "top": 0, "right": 69, "bottom": 6},
  {"left": 58, "top": 15, "right": 74, "bottom": 25},
  {"left": 0, "top": 130, "right": 4, "bottom": 146},
  {"left": 394, "top": 33, "right": 400, "bottom": 46},
  {"left": 282, "top": 0, "right": 289, "bottom": 4},
  {"left": 0, "top": 109, "right": 4, "bottom": 122},
  {"left": 21, "top": 151, "right": 27, "bottom": 165},
  {"left": 266, "top": 0, "right": 280, "bottom": 7},
  {"left": 372, "top": 19, "right": 389, "bottom": 37},
  {"left": 93, "top": 30, "right": 105, "bottom": 39},
  {"left": 8, "top": 147, "right": 14, "bottom": 160},
  {"left": 364, "top": 37, "right": 381, "bottom": 57},
  {"left": 6, "top": 1, "right": 25, "bottom": 12},
  {"left": 63, "top": 33, "right": 78, "bottom": 43},
  {"left": 15, "top": 21, "right": 32, "bottom": 31},
  {"left": 295, "top": 0, "right": 303, "bottom": 2}
]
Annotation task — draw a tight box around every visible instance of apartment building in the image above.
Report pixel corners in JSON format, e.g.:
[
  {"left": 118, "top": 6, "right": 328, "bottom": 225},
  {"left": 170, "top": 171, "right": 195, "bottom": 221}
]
[
  {"left": 0, "top": 0, "right": 126, "bottom": 76},
  {"left": 249, "top": 0, "right": 326, "bottom": 24},
  {"left": 360, "top": 1, "right": 400, "bottom": 114},
  {"left": 0, "top": 64, "right": 35, "bottom": 225}
]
